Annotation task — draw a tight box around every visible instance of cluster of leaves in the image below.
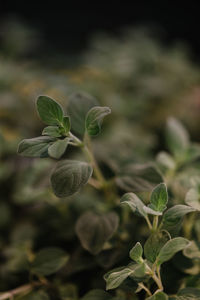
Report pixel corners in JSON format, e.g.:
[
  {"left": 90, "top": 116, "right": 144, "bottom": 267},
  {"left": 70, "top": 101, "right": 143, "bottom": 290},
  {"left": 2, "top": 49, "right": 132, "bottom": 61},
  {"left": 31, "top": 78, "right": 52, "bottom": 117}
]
[{"left": 8, "top": 93, "right": 199, "bottom": 300}]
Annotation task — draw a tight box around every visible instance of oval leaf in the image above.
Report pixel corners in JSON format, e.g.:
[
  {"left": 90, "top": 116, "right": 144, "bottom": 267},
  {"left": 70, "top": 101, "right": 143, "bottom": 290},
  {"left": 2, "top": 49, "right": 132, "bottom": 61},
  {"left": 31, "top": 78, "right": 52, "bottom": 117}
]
[
  {"left": 104, "top": 266, "right": 134, "bottom": 290},
  {"left": 17, "top": 136, "right": 55, "bottom": 158},
  {"left": 48, "top": 137, "right": 69, "bottom": 159},
  {"left": 75, "top": 211, "right": 119, "bottom": 255},
  {"left": 144, "top": 230, "right": 170, "bottom": 263},
  {"left": 86, "top": 106, "right": 111, "bottom": 136},
  {"left": 31, "top": 247, "right": 69, "bottom": 276},
  {"left": 129, "top": 242, "right": 143, "bottom": 263},
  {"left": 42, "top": 126, "right": 62, "bottom": 138},
  {"left": 185, "top": 188, "right": 200, "bottom": 211},
  {"left": 67, "top": 91, "right": 99, "bottom": 135},
  {"left": 51, "top": 160, "right": 93, "bottom": 197},
  {"left": 177, "top": 287, "right": 200, "bottom": 299},
  {"left": 157, "top": 237, "right": 189, "bottom": 266},
  {"left": 37, "top": 95, "right": 64, "bottom": 125},
  {"left": 120, "top": 192, "right": 147, "bottom": 218},
  {"left": 163, "top": 205, "right": 196, "bottom": 229},
  {"left": 148, "top": 183, "right": 168, "bottom": 213}
]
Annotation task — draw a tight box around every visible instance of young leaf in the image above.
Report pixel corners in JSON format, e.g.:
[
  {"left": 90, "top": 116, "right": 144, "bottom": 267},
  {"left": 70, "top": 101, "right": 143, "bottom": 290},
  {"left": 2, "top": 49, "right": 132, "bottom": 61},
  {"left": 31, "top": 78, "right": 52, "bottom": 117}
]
[
  {"left": 104, "top": 266, "right": 134, "bottom": 290},
  {"left": 81, "top": 289, "right": 113, "bottom": 300},
  {"left": 147, "top": 291, "right": 168, "bottom": 300},
  {"left": 48, "top": 137, "right": 69, "bottom": 159},
  {"left": 67, "top": 91, "right": 99, "bottom": 135},
  {"left": 144, "top": 231, "right": 170, "bottom": 263},
  {"left": 165, "top": 117, "right": 189, "bottom": 156},
  {"left": 51, "top": 160, "right": 93, "bottom": 197},
  {"left": 85, "top": 106, "right": 111, "bottom": 136},
  {"left": 75, "top": 211, "right": 119, "bottom": 255},
  {"left": 116, "top": 163, "right": 163, "bottom": 193},
  {"left": 148, "top": 183, "right": 168, "bottom": 213},
  {"left": 42, "top": 126, "right": 62, "bottom": 138},
  {"left": 163, "top": 205, "right": 196, "bottom": 229},
  {"left": 62, "top": 116, "right": 71, "bottom": 133},
  {"left": 156, "top": 151, "right": 176, "bottom": 170},
  {"left": 37, "top": 95, "right": 64, "bottom": 126},
  {"left": 120, "top": 193, "right": 147, "bottom": 218},
  {"left": 129, "top": 242, "right": 143, "bottom": 263},
  {"left": 17, "top": 136, "right": 55, "bottom": 158},
  {"left": 143, "top": 206, "right": 163, "bottom": 216},
  {"left": 157, "top": 237, "right": 189, "bottom": 266},
  {"left": 31, "top": 247, "right": 69, "bottom": 276}
]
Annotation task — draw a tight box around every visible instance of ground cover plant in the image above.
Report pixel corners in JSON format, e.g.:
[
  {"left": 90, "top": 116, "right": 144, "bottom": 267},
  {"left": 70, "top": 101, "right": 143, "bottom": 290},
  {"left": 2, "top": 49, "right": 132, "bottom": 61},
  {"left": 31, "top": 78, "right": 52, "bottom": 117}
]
[{"left": 0, "top": 94, "right": 196, "bottom": 299}]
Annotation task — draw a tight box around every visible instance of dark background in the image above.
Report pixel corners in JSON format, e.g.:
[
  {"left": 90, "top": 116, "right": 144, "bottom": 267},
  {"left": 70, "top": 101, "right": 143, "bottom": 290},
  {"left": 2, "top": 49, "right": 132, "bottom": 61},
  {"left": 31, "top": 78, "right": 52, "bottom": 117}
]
[{"left": 1, "top": 2, "right": 200, "bottom": 59}]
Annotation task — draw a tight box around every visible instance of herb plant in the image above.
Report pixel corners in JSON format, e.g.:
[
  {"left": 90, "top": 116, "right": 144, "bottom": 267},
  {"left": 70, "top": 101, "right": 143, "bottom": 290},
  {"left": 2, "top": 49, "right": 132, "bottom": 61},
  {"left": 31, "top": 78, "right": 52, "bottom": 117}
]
[{"left": 0, "top": 93, "right": 197, "bottom": 300}]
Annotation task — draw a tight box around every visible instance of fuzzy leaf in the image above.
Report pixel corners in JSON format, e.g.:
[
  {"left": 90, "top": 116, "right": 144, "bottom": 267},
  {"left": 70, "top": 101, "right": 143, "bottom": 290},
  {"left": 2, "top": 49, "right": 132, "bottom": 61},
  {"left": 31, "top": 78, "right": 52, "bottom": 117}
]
[
  {"left": 42, "top": 126, "right": 62, "bottom": 138},
  {"left": 157, "top": 237, "right": 189, "bottom": 266},
  {"left": 120, "top": 193, "right": 147, "bottom": 218},
  {"left": 143, "top": 206, "right": 163, "bottom": 216},
  {"left": 86, "top": 106, "right": 111, "bottom": 136},
  {"left": 48, "top": 137, "right": 69, "bottom": 159},
  {"left": 17, "top": 136, "right": 55, "bottom": 158},
  {"left": 165, "top": 117, "right": 189, "bottom": 156},
  {"left": 148, "top": 183, "right": 168, "bottom": 213},
  {"left": 67, "top": 91, "right": 98, "bottom": 135},
  {"left": 183, "top": 241, "right": 200, "bottom": 259},
  {"left": 177, "top": 287, "right": 200, "bottom": 299},
  {"left": 75, "top": 211, "right": 119, "bottom": 255},
  {"left": 37, "top": 95, "right": 64, "bottom": 126},
  {"left": 129, "top": 242, "right": 143, "bottom": 263},
  {"left": 31, "top": 247, "right": 69, "bottom": 276},
  {"left": 51, "top": 160, "right": 93, "bottom": 197},
  {"left": 156, "top": 151, "right": 176, "bottom": 170},
  {"left": 144, "top": 231, "right": 170, "bottom": 263},
  {"left": 62, "top": 116, "right": 71, "bottom": 133},
  {"left": 163, "top": 205, "right": 196, "bottom": 229},
  {"left": 104, "top": 266, "right": 134, "bottom": 290}
]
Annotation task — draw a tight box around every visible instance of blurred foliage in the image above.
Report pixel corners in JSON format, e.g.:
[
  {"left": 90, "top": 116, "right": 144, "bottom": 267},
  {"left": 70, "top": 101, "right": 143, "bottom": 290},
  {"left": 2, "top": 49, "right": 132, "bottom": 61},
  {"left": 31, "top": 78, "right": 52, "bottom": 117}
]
[{"left": 0, "top": 19, "right": 200, "bottom": 299}]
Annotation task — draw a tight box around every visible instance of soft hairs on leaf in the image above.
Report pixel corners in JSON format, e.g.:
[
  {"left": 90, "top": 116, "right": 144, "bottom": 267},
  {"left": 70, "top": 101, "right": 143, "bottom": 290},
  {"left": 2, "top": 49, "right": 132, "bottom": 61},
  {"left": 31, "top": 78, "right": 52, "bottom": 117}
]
[
  {"left": 17, "top": 136, "right": 56, "bottom": 158},
  {"left": 86, "top": 106, "right": 111, "bottom": 136},
  {"left": 51, "top": 160, "right": 93, "bottom": 197},
  {"left": 37, "top": 95, "right": 64, "bottom": 125}
]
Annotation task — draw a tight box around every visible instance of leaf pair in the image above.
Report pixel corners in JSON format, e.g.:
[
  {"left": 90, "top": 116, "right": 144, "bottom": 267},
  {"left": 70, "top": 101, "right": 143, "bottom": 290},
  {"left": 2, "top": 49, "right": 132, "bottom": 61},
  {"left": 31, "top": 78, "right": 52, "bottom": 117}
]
[{"left": 121, "top": 183, "right": 168, "bottom": 218}]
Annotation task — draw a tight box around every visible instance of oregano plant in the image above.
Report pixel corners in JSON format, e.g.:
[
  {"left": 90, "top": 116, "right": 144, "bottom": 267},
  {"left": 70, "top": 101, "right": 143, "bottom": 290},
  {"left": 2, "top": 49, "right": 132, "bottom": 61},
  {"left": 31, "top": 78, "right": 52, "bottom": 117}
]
[{"left": 4, "top": 92, "right": 199, "bottom": 299}]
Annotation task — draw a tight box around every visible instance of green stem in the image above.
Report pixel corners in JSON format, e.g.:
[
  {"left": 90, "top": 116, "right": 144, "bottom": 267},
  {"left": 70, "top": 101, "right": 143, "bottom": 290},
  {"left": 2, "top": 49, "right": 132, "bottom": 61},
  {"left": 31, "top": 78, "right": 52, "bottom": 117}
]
[
  {"left": 145, "top": 216, "right": 152, "bottom": 230},
  {"left": 153, "top": 215, "right": 159, "bottom": 231},
  {"left": 138, "top": 282, "right": 152, "bottom": 296}
]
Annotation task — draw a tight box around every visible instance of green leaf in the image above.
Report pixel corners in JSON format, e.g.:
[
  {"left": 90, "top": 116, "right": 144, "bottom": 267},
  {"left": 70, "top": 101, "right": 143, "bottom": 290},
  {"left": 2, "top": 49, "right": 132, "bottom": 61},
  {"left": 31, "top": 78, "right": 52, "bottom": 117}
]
[
  {"left": 120, "top": 192, "right": 147, "bottom": 218},
  {"left": 42, "top": 126, "right": 62, "bottom": 138},
  {"left": 37, "top": 95, "right": 64, "bottom": 126},
  {"left": 17, "top": 136, "right": 55, "bottom": 158},
  {"left": 75, "top": 211, "right": 119, "bottom": 255},
  {"left": 157, "top": 237, "right": 190, "bottom": 266},
  {"left": 129, "top": 262, "right": 149, "bottom": 282},
  {"left": 129, "top": 242, "right": 143, "bottom": 263},
  {"left": 185, "top": 188, "right": 200, "bottom": 211},
  {"left": 116, "top": 163, "right": 163, "bottom": 193},
  {"left": 48, "top": 137, "right": 69, "bottom": 159},
  {"left": 62, "top": 116, "right": 71, "bottom": 133},
  {"left": 51, "top": 160, "right": 93, "bottom": 197},
  {"left": 85, "top": 106, "right": 111, "bottom": 136},
  {"left": 31, "top": 247, "right": 69, "bottom": 276},
  {"left": 104, "top": 266, "right": 134, "bottom": 290},
  {"left": 163, "top": 205, "right": 196, "bottom": 229},
  {"left": 82, "top": 289, "right": 113, "bottom": 300},
  {"left": 177, "top": 287, "right": 200, "bottom": 299},
  {"left": 148, "top": 183, "right": 168, "bottom": 213},
  {"left": 165, "top": 117, "right": 189, "bottom": 156},
  {"left": 67, "top": 91, "right": 99, "bottom": 135},
  {"left": 144, "top": 230, "right": 170, "bottom": 263},
  {"left": 147, "top": 292, "right": 168, "bottom": 300},
  {"left": 143, "top": 206, "right": 163, "bottom": 216}
]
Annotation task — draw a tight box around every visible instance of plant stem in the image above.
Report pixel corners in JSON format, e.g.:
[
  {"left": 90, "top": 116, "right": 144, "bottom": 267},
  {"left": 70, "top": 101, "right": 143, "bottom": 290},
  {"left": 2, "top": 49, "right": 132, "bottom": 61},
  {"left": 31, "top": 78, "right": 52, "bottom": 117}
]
[
  {"left": 0, "top": 283, "right": 40, "bottom": 300},
  {"left": 153, "top": 215, "right": 159, "bottom": 231},
  {"left": 145, "top": 216, "right": 152, "bottom": 230},
  {"left": 152, "top": 272, "right": 163, "bottom": 291},
  {"left": 138, "top": 282, "right": 152, "bottom": 296}
]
